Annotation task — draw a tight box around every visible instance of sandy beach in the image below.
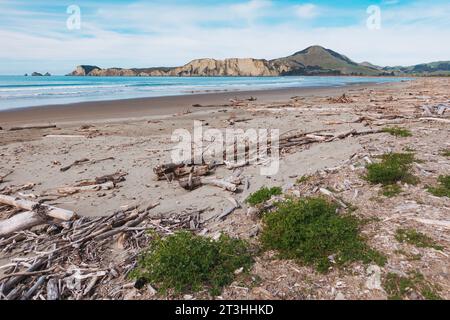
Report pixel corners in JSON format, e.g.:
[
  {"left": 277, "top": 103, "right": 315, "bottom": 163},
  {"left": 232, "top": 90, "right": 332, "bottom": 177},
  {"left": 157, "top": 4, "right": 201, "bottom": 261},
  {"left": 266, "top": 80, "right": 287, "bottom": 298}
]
[
  {"left": 0, "top": 77, "right": 449, "bottom": 300},
  {"left": 0, "top": 83, "right": 389, "bottom": 125}
]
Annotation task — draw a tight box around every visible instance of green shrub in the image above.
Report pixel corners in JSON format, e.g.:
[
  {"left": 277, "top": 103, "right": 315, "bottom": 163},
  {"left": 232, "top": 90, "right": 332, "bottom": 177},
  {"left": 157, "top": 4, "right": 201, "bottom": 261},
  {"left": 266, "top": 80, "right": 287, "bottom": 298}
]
[
  {"left": 246, "top": 186, "right": 282, "bottom": 206},
  {"left": 365, "top": 153, "right": 418, "bottom": 186},
  {"left": 260, "top": 197, "right": 385, "bottom": 273},
  {"left": 383, "top": 271, "right": 442, "bottom": 300},
  {"left": 427, "top": 175, "right": 450, "bottom": 198},
  {"left": 395, "top": 228, "right": 443, "bottom": 251},
  {"left": 381, "top": 184, "right": 402, "bottom": 197},
  {"left": 130, "top": 231, "right": 254, "bottom": 295},
  {"left": 382, "top": 127, "right": 412, "bottom": 137}
]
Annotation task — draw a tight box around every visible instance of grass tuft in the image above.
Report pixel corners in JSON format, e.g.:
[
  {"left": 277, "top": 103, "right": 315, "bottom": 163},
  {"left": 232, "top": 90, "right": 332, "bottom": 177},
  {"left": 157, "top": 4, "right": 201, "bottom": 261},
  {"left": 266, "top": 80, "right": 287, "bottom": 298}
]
[
  {"left": 130, "top": 231, "right": 254, "bottom": 295},
  {"left": 260, "top": 197, "right": 385, "bottom": 273},
  {"left": 245, "top": 186, "right": 282, "bottom": 206},
  {"left": 440, "top": 149, "right": 450, "bottom": 157},
  {"left": 381, "top": 184, "right": 402, "bottom": 197},
  {"left": 382, "top": 127, "right": 412, "bottom": 137},
  {"left": 383, "top": 271, "right": 442, "bottom": 300},
  {"left": 395, "top": 228, "right": 443, "bottom": 251},
  {"left": 427, "top": 175, "right": 450, "bottom": 198},
  {"left": 365, "top": 153, "right": 419, "bottom": 186}
]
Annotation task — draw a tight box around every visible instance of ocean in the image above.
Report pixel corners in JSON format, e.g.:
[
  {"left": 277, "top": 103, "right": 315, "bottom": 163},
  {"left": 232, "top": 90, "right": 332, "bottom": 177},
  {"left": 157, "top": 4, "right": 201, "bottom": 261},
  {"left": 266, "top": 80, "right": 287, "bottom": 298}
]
[{"left": 0, "top": 75, "right": 410, "bottom": 111}]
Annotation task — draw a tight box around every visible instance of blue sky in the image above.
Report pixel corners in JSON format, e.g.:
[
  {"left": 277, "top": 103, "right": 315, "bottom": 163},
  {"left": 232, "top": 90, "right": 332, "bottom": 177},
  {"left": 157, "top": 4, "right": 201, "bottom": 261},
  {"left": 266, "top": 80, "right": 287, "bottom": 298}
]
[{"left": 0, "top": 0, "right": 449, "bottom": 74}]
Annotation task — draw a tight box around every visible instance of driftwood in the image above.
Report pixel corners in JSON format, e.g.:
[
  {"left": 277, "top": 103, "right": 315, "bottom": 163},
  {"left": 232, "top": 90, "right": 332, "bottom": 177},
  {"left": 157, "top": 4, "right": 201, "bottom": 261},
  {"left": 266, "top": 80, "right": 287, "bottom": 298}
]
[
  {"left": 9, "top": 125, "right": 57, "bottom": 131},
  {"left": 327, "top": 94, "right": 353, "bottom": 103},
  {"left": 0, "top": 202, "right": 207, "bottom": 300},
  {"left": 419, "top": 117, "right": 450, "bottom": 124},
  {"left": 0, "top": 171, "right": 13, "bottom": 183},
  {"left": 153, "top": 163, "right": 211, "bottom": 181},
  {"left": 55, "top": 181, "right": 115, "bottom": 196},
  {"left": 0, "top": 211, "right": 44, "bottom": 238},
  {"left": 0, "top": 195, "right": 76, "bottom": 237},
  {"left": 60, "top": 157, "right": 115, "bottom": 172},
  {"left": 74, "top": 171, "right": 127, "bottom": 187},
  {"left": 44, "top": 135, "right": 86, "bottom": 139},
  {"left": 179, "top": 176, "right": 238, "bottom": 192},
  {"left": 0, "top": 195, "right": 75, "bottom": 221}
]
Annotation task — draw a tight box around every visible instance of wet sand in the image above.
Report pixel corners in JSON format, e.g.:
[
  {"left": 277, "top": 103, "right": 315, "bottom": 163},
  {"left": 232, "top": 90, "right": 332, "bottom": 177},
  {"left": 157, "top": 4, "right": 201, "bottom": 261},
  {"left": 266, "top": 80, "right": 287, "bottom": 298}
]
[{"left": 0, "top": 83, "right": 397, "bottom": 126}]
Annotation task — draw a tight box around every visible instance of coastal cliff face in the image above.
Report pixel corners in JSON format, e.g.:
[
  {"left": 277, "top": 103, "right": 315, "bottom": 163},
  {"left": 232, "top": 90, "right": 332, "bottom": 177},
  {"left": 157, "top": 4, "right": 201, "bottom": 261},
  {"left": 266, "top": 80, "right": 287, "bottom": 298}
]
[
  {"left": 68, "top": 58, "right": 278, "bottom": 77},
  {"left": 67, "top": 45, "right": 450, "bottom": 77},
  {"left": 168, "top": 58, "right": 278, "bottom": 76}
]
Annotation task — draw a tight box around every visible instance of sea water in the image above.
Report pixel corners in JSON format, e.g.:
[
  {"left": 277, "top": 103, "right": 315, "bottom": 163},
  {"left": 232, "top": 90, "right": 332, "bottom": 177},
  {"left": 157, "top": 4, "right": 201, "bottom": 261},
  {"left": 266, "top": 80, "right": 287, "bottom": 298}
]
[{"left": 0, "top": 75, "right": 410, "bottom": 111}]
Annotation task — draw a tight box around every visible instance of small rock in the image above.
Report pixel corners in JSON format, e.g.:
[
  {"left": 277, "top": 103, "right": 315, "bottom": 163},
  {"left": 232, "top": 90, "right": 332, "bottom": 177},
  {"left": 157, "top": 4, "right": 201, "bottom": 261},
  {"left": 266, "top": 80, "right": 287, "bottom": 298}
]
[
  {"left": 234, "top": 267, "right": 244, "bottom": 275},
  {"left": 147, "top": 284, "right": 157, "bottom": 297},
  {"left": 183, "top": 294, "right": 194, "bottom": 300},
  {"left": 366, "top": 265, "right": 383, "bottom": 291},
  {"left": 335, "top": 292, "right": 346, "bottom": 300}
]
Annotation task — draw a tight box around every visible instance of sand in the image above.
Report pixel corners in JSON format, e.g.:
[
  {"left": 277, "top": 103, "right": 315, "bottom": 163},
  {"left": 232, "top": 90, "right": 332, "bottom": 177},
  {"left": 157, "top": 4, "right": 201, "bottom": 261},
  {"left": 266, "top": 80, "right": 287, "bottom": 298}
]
[{"left": 0, "top": 78, "right": 449, "bottom": 300}]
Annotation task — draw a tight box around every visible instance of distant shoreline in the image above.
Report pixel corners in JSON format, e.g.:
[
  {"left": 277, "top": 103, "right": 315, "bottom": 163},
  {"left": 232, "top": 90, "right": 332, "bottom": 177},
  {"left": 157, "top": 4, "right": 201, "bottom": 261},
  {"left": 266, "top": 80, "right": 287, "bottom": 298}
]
[{"left": 0, "top": 81, "right": 408, "bottom": 126}]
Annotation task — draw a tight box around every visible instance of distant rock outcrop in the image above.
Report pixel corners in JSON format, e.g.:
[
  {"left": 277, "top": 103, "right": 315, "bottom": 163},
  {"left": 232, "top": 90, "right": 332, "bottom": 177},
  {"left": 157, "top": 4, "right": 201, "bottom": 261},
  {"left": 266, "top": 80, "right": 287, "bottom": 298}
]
[
  {"left": 31, "top": 72, "right": 51, "bottom": 76},
  {"left": 67, "top": 45, "right": 450, "bottom": 77}
]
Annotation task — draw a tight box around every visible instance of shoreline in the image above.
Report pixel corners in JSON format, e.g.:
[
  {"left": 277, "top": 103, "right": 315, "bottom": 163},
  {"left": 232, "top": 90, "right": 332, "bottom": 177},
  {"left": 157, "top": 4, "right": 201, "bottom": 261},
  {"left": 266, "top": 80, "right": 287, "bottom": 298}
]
[{"left": 0, "top": 81, "right": 405, "bottom": 126}]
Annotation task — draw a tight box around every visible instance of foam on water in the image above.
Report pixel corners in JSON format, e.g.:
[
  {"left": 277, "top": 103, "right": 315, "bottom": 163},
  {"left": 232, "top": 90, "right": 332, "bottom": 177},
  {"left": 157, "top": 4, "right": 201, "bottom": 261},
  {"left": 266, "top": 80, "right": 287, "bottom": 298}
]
[{"left": 0, "top": 75, "right": 410, "bottom": 111}]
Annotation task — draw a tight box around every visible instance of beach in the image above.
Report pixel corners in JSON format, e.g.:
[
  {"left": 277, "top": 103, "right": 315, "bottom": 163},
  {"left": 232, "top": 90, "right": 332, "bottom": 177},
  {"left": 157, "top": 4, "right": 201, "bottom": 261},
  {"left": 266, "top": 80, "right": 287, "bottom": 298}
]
[{"left": 0, "top": 77, "right": 449, "bottom": 300}]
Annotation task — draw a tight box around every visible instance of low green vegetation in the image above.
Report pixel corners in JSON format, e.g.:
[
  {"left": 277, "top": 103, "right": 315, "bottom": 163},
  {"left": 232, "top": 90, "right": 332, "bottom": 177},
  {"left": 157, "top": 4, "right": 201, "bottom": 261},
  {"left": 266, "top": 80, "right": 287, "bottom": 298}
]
[
  {"left": 365, "top": 153, "right": 419, "bottom": 186},
  {"left": 245, "top": 186, "right": 282, "bottom": 206},
  {"left": 381, "top": 184, "right": 402, "bottom": 197},
  {"left": 440, "top": 149, "right": 450, "bottom": 157},
  {"left": 382, "top": 127, "right": 412, "bottom": 137},
  {"left": 260, "top": 197, "right": 385, "bottom": 273},
  {"left": 296, "top": 175, "right": 312, "bottom": 185},
  {"left": 130, "top": 231, "right": 254, "bottom": 295},
  {"left": 427, "top": 175, "right": 450, "bottom": 198},
  {"left": 394, "top": 249, "right": 422, "bottom": 261},
  {"left": 395, "top": 228, "right": 443, "bottom": 251},
  {"left": 383, "top": 271, "right": 442, "bottom": 300}
]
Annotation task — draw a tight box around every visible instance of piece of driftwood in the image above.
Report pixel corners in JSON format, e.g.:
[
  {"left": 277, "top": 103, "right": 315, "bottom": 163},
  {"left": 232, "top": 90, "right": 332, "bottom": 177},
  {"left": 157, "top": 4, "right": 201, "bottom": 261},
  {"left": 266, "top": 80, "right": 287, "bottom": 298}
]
[
  {"left": 60, "top": 157, "right": 115, "bottom": 172},
  {"left": 74, "top": 171, "right": 127, "bottom": 187},
  {"left": 419, "top": 117, "right": 450, "bottom": 124},
  {"left": 46, "top": 278, "right": 60, "bottom": 300},
  {"left": 0, "top": 211, "right": 44, "bottom": 237},
  {"left": 179, "top": 176, "right": 237, "bottom": 192},
  {"left": 0, "top": 171, "right": 13, "bottom": 183},
  {"left": 153, "top": 163, "right": 211, "bottom": 181},
  {"left": 327, "top": 94, "right": 353, "bottom": 103},
  {"left": 55, "top": 181, "right": 115, "bottom": 196},
  {"left": 44, "top": 135, "right": 86, "bottom": 139},
  {"left": 9, "top": 125, "right": 57, "bottom": 131},
  {"left": 0, "top": 195, "right": 75, "bottom": 221}
]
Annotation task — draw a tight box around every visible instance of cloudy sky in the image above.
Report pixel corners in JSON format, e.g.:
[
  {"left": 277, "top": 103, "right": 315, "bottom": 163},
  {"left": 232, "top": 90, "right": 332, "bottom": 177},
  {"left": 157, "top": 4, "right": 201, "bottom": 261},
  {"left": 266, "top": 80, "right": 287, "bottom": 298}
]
[{"left": 0, "top": 0, "right": 449, "bottom": 74}]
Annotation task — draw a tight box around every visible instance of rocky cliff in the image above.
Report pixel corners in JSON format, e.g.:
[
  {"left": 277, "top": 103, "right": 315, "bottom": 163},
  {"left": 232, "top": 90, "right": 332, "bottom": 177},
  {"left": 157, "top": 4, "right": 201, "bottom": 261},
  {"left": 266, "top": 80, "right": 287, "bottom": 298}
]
[{"left": 68, "top": 45, "right": 450, "bottom": 77}]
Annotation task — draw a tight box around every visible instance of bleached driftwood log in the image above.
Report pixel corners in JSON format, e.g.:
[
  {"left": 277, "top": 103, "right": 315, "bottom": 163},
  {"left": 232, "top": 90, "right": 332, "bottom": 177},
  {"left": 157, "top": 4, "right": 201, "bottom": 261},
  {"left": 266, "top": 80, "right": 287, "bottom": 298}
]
[
  {"left": 0, "top": 211, "right": 44, "bottom": 237},
  {"left": 419, "top": 117, "right": 450, "bottom": 124},
  {"left": 179, "top": 176, "right": 237, "bottom": 192},
  {"left": 0, "top": 195, "right": 75, "bottom": 221},
  {"left": 55, "top": 181, "right": 114, "bottom": 196}
]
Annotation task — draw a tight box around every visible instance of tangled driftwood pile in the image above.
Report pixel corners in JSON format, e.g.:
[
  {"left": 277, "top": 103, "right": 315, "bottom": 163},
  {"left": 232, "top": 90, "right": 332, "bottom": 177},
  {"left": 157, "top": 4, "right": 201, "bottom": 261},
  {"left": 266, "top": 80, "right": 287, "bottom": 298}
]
[{"left": 0, "top": 200, "right": 206, "bottom": 300}]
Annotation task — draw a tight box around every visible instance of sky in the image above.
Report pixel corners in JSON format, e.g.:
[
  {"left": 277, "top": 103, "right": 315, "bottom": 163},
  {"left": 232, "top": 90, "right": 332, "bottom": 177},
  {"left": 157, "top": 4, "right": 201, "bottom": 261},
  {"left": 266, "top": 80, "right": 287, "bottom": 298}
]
[{"left": 0, "top": 0, "right": 449, "bottom": 75}]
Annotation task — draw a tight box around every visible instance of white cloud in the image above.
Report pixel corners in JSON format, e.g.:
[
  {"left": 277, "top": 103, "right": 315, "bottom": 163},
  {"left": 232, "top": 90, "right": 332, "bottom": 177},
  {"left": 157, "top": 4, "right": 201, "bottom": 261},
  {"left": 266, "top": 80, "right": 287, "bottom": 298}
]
[
  {"left": 0, "top": 1, "right": 449, "bottom": 74},
  {"left": 294, "top": 4, "right": 319, "bottom": 19}
]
